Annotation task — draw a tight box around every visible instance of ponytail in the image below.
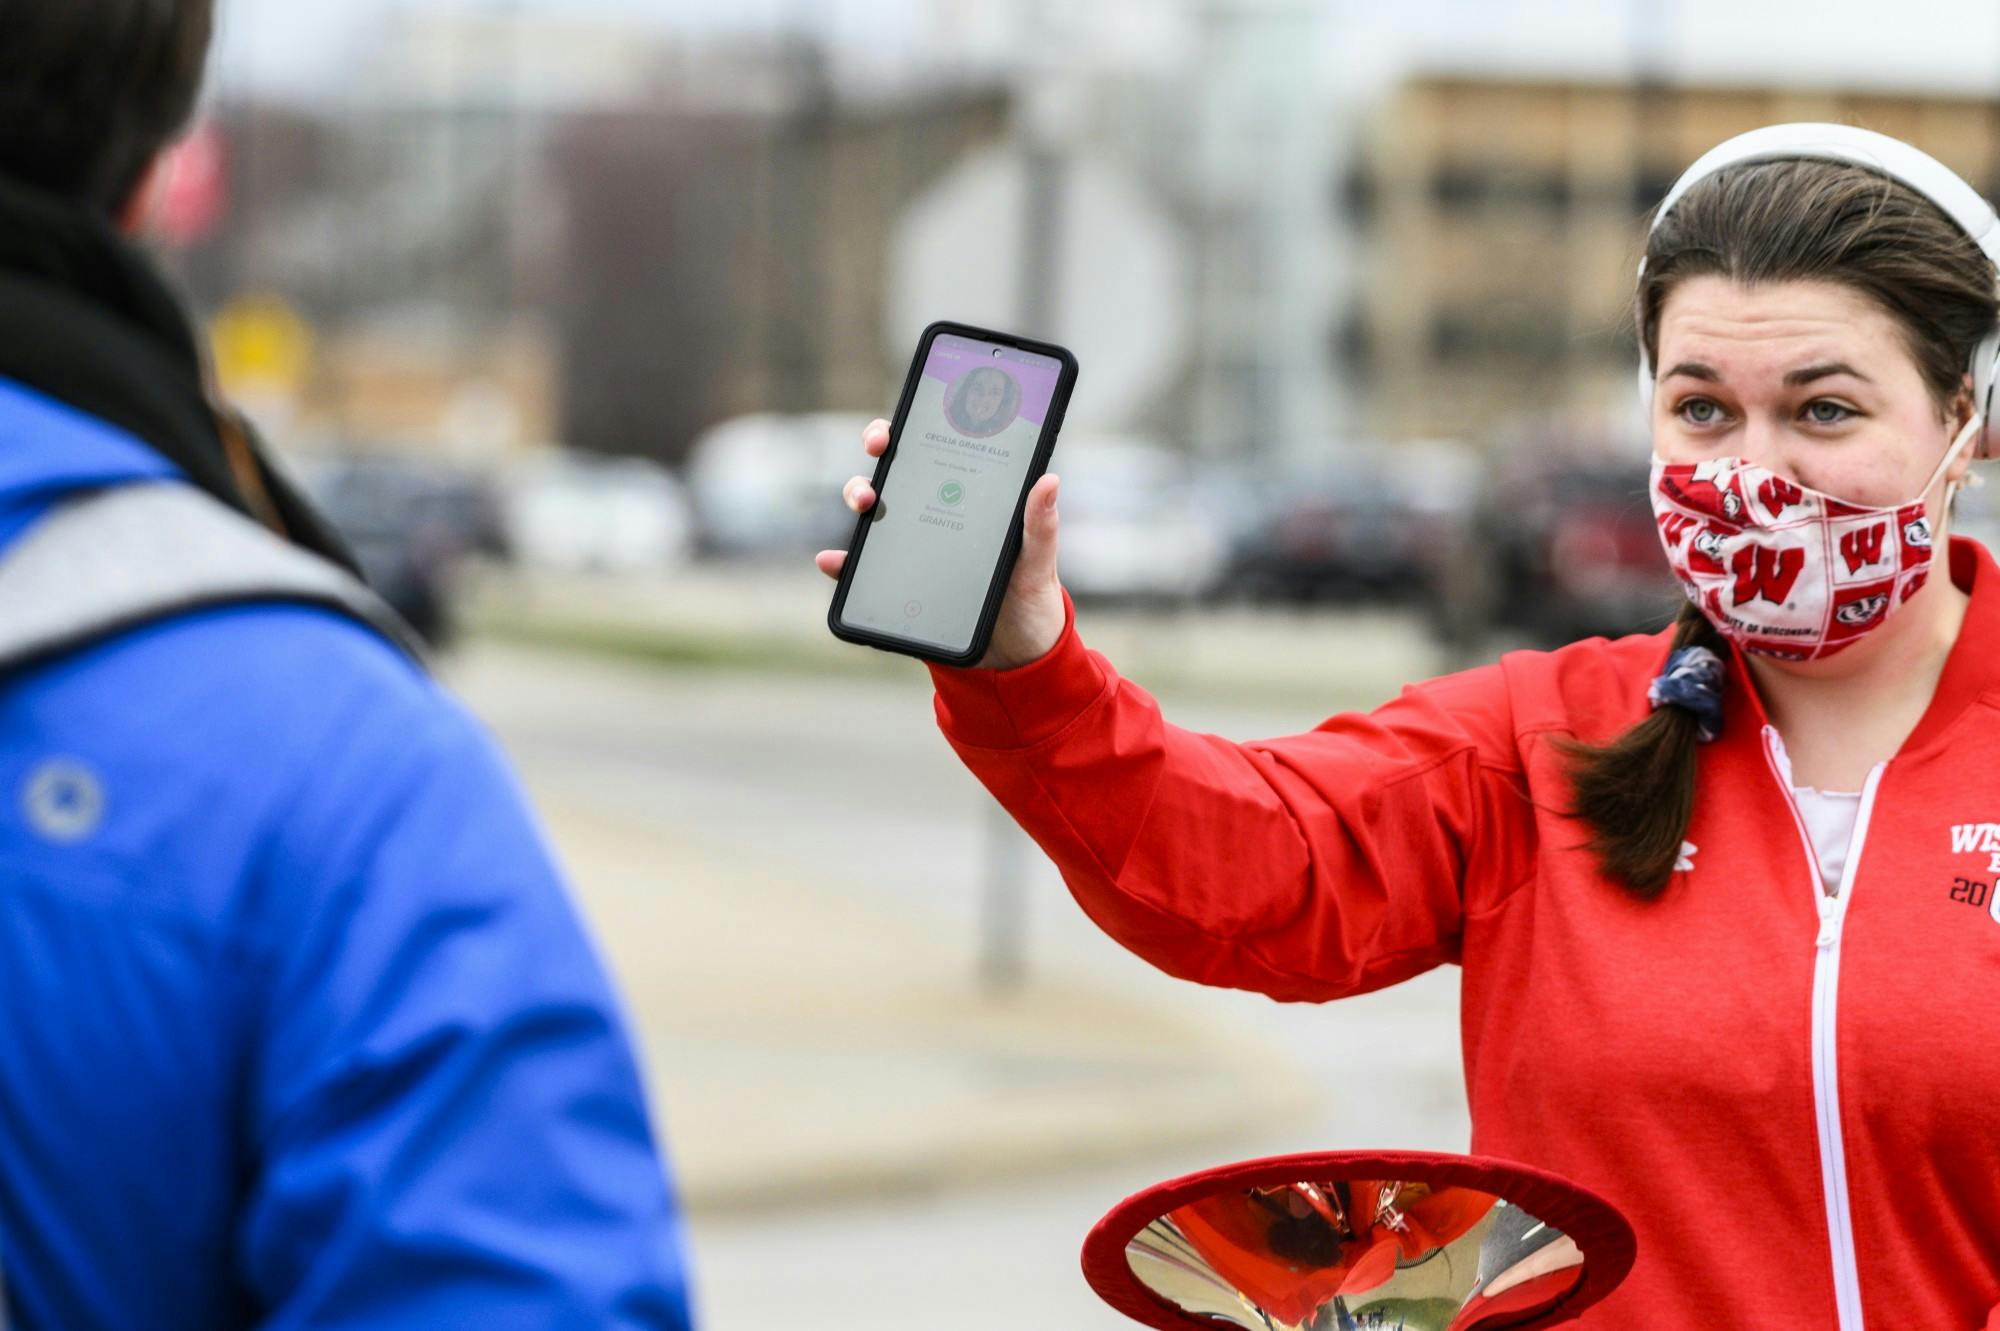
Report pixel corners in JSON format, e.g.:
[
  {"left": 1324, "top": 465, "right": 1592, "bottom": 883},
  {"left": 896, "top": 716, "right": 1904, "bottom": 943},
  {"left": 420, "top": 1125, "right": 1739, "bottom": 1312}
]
[{"left": 1558, "top": 604, "right": 1729, "bottom": 898}]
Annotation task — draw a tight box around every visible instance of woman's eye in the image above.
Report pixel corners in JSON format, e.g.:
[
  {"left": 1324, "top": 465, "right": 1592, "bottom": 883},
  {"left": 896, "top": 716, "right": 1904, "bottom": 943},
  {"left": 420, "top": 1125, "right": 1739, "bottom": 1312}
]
[
  {"left": 1676, "top": 398, "right": 1722, "bottom": 425},
  {"left": 1804, "top": 400, "right": 1853, "bottom": 424}
]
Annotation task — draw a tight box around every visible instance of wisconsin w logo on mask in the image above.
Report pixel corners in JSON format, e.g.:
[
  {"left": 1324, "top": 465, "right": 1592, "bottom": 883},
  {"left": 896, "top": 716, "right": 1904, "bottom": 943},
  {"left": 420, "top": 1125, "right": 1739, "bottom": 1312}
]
[
  {"left": 1757, "top": 476, "right": 1803, "bottom": 517},
  {"left": 1730, "top": 546, "right": 1805, "bottom": 605},
  {"left": 1839, "top": 524, "right": 1888, "bottom": 574}
]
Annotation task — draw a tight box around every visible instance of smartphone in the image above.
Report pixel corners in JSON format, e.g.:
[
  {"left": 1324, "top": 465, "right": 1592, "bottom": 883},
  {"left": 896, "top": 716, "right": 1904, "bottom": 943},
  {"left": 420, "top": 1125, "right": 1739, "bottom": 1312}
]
[{"left": 828, "top": 320, "right": 1078, "bottom": 667}]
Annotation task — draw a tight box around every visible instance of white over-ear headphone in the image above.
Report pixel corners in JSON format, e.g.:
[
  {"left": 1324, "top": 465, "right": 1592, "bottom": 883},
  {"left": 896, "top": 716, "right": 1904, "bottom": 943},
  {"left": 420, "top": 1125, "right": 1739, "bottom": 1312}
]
[{"left": 1638, "top": 122, "right": 2000, "bottom": 459}]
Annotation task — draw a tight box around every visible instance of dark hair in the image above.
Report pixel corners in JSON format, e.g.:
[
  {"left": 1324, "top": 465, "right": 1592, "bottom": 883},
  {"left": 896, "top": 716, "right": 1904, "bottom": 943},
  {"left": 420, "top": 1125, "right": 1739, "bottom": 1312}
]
[
  {"left": 1566, "top": 156, "right": 2000, "bottom": 897},
  {"left": 0, "top": 0, "right": 216, "bottom": 211},
  {"left": 1562, "top": 604, "right": 1725, "bottom": 898}
]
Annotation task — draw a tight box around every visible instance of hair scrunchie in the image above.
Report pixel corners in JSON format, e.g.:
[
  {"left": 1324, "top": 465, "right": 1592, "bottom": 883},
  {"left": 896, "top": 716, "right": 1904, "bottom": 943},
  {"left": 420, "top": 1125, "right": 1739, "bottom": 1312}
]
[{"left": 1646, "top": 645, "right": 1725, "bottom": 743}]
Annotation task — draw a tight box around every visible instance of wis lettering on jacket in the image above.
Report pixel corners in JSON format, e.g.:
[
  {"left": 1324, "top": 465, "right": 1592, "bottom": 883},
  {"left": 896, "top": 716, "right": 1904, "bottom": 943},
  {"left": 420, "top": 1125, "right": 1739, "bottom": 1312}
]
[{"left": 1949, "top": 821, "right": 2000, "bottom": 871}]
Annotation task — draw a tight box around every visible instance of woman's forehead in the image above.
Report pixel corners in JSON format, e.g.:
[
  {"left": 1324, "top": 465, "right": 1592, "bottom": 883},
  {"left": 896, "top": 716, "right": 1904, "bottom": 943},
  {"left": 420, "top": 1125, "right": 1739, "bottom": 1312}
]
[{"left": 1658, "top": 276, "right": 1905, "bottom": 371}]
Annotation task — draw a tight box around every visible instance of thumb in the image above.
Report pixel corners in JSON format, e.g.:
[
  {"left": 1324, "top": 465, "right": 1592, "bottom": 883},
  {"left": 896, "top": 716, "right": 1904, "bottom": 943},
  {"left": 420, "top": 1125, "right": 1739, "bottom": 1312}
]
[{"left": 1016, "top": 472, "right": 1060, "bottom": 587}]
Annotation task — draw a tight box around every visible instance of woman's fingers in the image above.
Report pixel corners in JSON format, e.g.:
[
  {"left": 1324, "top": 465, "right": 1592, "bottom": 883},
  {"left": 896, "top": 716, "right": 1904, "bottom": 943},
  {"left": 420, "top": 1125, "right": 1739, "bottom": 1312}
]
[
  {"left": 1013, "top": 473, "right": 1060, "bottom": 587},
  {"left": 819, "top": 421, "right": 891, "bottom": 579},
  {"left": 847, "top": 421, "right": 889, "bottom": 509}
]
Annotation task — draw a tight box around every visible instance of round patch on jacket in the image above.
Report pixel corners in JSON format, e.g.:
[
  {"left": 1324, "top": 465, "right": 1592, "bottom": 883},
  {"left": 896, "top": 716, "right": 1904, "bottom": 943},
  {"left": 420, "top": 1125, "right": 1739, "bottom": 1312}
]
[{"left": 21, "top": 758, "right": 105, "bottom": 843}]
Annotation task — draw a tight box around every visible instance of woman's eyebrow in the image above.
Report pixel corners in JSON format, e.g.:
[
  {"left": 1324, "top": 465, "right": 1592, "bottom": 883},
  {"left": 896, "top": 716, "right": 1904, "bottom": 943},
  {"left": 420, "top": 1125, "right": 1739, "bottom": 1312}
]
[
  {"left": 1661, "top": 361, "right": 1719, "bottom": 382},
  {"left": 1660, "top": 360, "right": 1872, "bottom": 386},
  {"left": 1784, "top": 361, "right": 1871, "bottom": 385}
]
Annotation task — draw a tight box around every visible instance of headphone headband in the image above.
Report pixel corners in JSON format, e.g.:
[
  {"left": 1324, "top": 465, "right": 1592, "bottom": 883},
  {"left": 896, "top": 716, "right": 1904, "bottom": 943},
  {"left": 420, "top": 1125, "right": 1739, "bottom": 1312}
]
[
  {"left": 1638, "top": 122, "right": 2000, "bottom": 457},
  {"left": 1648, "top": 123, "right": 2000, "bottom": 269}
]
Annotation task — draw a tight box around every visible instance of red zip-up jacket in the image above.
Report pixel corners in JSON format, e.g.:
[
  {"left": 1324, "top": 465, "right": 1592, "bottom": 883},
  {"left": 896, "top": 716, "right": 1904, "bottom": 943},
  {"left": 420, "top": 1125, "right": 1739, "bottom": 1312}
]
[{"left": 926, "top": 537, "right": 2000, "bottom": 1330}]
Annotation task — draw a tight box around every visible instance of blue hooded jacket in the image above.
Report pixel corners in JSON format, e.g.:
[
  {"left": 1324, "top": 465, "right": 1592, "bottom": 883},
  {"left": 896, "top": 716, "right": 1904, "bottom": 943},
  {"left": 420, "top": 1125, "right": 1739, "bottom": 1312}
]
[{"left": 0, "top": 372, "right": 694, "bottom": 1327}]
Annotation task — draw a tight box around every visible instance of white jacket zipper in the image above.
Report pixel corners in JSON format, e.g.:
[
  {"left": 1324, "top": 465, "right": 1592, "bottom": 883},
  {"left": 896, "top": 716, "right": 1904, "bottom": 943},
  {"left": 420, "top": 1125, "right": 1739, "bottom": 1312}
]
[{"left": 1762, "top": 725, "right": 1884, "bottom": 1331}]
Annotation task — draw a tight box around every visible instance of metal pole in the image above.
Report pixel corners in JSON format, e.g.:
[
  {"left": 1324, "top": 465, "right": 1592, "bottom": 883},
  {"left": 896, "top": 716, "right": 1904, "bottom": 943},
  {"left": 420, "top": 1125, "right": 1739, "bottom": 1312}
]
[
  {"left": 978, "top": 802, "right": 1030, "bottom": 993},
  {"left": 1016, "top": 131, "right": 1064, "bottom": 342},
  {"left": 977, "top": 0, "right": 1069, "bottom": 997}
]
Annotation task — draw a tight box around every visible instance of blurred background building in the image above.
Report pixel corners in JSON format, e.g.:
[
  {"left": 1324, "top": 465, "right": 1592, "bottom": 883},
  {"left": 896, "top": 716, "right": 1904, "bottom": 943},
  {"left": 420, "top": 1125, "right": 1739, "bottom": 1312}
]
[
  {"left": 1348, "top": 74, "right": 2000, "bottom": 440},
  {"left": 187, "top": 0, "right": 2000, "bottom": 463}
]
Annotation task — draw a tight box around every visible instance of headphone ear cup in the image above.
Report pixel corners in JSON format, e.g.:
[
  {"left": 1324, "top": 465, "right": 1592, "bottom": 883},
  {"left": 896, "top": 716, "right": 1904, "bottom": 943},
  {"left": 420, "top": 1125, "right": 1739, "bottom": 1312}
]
[{"left": 1974, "top": 326, "right": 2000, "bottom": 460}]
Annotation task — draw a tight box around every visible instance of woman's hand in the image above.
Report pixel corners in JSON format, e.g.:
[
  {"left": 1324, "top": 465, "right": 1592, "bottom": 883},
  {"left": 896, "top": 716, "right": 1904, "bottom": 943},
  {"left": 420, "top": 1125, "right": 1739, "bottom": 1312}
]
[{"left": 814, "top": 417, "right": 1067, "bottom": 670}]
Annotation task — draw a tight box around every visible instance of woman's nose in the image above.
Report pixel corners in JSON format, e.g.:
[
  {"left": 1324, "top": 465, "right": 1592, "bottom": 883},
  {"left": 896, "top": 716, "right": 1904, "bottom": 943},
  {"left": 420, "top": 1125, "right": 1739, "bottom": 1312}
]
[{"left": 1736, "top": 418, "right": 1792, "bottom": 476}]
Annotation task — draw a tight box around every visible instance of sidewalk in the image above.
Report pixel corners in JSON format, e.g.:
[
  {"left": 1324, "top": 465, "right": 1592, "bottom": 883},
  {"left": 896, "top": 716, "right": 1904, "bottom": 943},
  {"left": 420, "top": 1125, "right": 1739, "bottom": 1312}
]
[{"left": 535, "top": 790, "right": 1319, "bottom": 1214}]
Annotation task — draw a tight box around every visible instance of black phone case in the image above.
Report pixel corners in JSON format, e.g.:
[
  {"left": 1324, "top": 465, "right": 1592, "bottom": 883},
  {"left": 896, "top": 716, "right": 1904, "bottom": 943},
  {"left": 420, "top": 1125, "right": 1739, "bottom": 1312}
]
[{"left": 826, "top": 319, "right": 1078, "bottom": 668}]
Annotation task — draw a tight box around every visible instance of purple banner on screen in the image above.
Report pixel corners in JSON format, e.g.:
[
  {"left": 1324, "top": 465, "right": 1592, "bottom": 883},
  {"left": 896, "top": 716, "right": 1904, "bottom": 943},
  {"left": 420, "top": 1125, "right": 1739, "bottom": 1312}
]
[{"left": 923, "top": 332, "right": 1063, "bottom": 430}]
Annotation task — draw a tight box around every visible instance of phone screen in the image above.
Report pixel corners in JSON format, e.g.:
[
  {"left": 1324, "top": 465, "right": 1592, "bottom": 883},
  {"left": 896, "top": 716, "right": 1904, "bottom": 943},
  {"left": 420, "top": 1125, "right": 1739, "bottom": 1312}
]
[{"left": 838, "top": 331, "right": 1067, "bottom": 656}]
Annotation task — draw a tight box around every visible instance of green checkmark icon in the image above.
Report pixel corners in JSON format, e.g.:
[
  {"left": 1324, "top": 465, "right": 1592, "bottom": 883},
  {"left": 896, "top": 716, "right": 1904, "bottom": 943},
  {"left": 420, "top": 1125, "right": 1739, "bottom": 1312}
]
[{"left": 938, "top": 481, "right": 964, "bottom": 505}]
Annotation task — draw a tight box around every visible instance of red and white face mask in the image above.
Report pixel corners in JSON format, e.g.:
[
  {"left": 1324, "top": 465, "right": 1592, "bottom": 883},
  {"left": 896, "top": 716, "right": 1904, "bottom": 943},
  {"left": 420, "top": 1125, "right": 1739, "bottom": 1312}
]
[{"left": 1649, "top": 416, "right": 1980, "bottom": 660}]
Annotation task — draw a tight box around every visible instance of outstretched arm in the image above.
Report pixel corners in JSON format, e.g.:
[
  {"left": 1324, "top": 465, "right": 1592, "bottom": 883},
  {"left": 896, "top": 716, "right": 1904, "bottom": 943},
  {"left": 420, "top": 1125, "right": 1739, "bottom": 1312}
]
[{"left": 928, "top": 589, "right": 1537, "bottom": 1003}]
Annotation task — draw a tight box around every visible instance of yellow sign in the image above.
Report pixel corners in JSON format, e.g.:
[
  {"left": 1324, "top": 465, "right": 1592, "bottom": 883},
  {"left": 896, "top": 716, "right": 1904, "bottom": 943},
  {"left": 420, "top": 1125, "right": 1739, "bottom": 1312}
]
[{"left": 209, "top": 293, "right": 314, "bottom": 399}]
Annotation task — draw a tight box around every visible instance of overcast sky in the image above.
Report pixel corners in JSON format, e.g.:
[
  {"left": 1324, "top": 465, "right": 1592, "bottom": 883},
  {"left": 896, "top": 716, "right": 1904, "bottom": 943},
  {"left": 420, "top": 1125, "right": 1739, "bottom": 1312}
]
[{"left": 209, "top": 0, "right": 2000, "bottom": 103}]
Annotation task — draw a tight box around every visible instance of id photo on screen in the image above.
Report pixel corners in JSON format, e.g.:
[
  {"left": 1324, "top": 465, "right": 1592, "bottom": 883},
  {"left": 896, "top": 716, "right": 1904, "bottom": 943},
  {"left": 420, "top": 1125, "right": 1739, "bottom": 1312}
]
[{"left": 943, "top": 364, "right": 1022, "bottom": 438}]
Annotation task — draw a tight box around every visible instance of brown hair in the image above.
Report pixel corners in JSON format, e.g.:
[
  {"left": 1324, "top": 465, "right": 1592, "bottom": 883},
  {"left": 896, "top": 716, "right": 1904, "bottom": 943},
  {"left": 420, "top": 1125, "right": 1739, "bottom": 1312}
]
[
  {"left": 0, "top": 0, "right": 216, "bottom": 211},
  {"left": 1566, "top": 156, "right": 1999, "bottom": 897}
]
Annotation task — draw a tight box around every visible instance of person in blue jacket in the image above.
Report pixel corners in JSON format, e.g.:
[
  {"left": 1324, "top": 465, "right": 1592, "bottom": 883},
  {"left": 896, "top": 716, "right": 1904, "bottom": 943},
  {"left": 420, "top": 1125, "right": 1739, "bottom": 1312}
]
[{"left": 0, "top": 3, "right": 694, "bottom": 1327}]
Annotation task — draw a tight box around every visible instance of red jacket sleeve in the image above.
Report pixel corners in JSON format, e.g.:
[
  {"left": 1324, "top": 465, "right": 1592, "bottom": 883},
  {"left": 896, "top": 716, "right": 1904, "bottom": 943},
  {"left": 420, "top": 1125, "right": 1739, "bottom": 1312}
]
[{"left": 926, "top": 588, "right": 1537, "bottom": 1002}]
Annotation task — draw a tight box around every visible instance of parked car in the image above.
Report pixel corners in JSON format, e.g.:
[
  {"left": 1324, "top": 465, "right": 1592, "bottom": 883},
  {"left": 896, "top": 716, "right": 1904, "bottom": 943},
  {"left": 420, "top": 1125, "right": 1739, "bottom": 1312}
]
[
  {"left": 685, "top": 412, "right": 870, "bottom": 559},
  {"left": 1055, "top": 436, "right": 1230, "bottom": 605},
  {"left": 1219, "top": 441, "right": 1480, "bottom": 606},
  {"left": 502, "top": 450, "right": 695, "bottom": 574},
  {"left": 295, "top": 455, "right": 496, "bottom": 647},
  {"left": 1434, "top": 445, "right": 1680, "bottom": 649}
]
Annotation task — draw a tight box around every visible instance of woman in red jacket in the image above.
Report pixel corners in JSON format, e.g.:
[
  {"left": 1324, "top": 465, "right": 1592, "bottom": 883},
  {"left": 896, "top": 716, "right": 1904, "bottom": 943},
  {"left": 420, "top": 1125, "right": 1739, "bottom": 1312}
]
[{"left": 817, "top": 123, "right": 2000, "bottom": 1329}]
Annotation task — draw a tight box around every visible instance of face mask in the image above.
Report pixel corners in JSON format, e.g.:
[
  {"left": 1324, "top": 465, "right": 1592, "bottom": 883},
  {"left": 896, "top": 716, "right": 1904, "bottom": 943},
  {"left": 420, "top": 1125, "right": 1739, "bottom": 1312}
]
[{"left": 1649, "top": 415, "right": 1981, "bottom": 660}]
